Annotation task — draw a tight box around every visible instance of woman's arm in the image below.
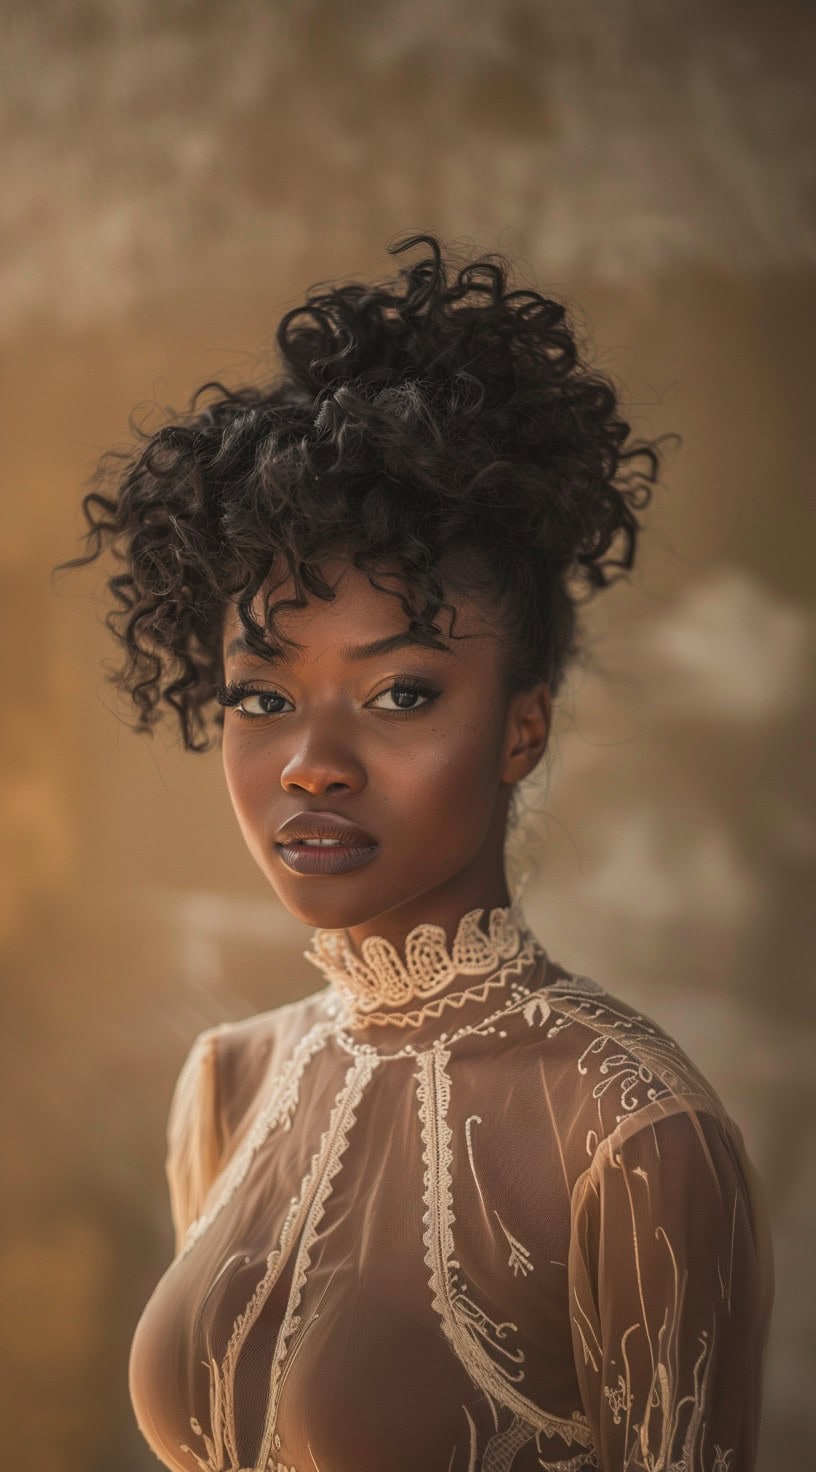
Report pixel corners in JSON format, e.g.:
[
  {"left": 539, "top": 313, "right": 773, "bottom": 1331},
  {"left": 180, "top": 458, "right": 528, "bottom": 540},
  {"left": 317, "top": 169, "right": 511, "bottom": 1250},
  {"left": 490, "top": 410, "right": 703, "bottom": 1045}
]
[
  {"left": 165, "top": 1028, "right": 226, "bottom": 1256},
  {"left": 568, "top": 1104, "right": 775, "bottom": 1471}
]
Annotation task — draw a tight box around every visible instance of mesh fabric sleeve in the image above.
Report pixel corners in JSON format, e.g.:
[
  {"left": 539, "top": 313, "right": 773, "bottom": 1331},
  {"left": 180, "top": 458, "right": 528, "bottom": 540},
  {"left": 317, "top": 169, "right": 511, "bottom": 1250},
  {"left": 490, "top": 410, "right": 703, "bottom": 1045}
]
[
  {"left": 165, "top": 1028, "right": 225, "bottom": 1256},
  {"left": 567, "top": 1103, "right": 775, "bottom": 1472}
]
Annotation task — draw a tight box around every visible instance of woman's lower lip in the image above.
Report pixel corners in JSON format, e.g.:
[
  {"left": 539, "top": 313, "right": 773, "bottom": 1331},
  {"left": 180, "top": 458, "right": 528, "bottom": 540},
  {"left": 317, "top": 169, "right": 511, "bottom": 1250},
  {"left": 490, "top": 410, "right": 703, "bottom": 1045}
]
[{"left": 275, "top": 841, "right": 379, "bottom": 876}]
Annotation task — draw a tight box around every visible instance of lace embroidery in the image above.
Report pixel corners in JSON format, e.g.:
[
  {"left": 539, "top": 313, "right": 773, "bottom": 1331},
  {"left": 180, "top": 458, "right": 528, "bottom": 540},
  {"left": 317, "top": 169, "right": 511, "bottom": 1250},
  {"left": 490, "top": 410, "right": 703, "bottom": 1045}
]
[
  {"left": 465, "top": 1112, "right": 534, "bottom": 1280},
  {"left": 303, "top": 896, "right": 533, "bottom": 1013},
  {"left": 481, "top": 1410, "right": 545, "bottom": 1472},
  {"left": 330, "top": 946, "right": 549, "bottom": 1061},
  {"left": 603, "top": 1372, "right": 633, "bottom": 1425},
  {"left": 535, "top": 1449, "right": 599, "bottom": 1471},
  {"left": 179, "top": 1052, "right": 379, "bottom": 1471},
  {"left": 256, "top": 1051, "right": 380, "bottom": 1469},
  {"left": 270, "top": 1434, "right": 298, "bottom": 1472},
  {"left": 521, "top": 977, "right": 726, "bottom": 1143},
  {"left": 570, "top": 1138, "right": 738, "bottom": 1472},
  {"left": 157, "top": 965, "right": 758, "bottom": 1472},
  {"left": 415, "top": 1043, "right": 595, "bottom": 1452},
  {"left": 177, "top": 1018, "right": 337, "bottom": 1263},
  {"left": 494, "top": 1212, "right": 534, "bottom": 1280},
  {"left": 341, "top": 944, "right": 546, "bottom": 1029}
]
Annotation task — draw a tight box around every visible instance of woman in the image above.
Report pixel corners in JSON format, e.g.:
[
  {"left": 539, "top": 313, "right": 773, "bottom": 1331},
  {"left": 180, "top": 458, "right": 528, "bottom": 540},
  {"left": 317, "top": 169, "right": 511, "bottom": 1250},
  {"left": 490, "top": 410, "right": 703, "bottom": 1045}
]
[{"left": 65, "top": 234, "right": 774, "bottom": 1471}]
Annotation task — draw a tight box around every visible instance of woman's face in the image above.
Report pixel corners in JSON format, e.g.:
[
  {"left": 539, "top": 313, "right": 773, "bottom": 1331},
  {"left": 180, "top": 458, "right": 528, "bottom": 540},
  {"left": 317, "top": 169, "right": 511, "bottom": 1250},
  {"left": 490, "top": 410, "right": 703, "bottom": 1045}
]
[{"left": 219, "top": 555, "right": 550, "bottom": 944}]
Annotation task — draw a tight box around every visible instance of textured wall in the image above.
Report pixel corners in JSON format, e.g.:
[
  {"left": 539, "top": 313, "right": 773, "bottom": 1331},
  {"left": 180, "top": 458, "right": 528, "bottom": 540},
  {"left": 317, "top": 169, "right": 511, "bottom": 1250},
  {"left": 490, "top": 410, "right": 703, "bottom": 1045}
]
[{"left": 2, "top": 2, "right": 814, "bottom": 1468}]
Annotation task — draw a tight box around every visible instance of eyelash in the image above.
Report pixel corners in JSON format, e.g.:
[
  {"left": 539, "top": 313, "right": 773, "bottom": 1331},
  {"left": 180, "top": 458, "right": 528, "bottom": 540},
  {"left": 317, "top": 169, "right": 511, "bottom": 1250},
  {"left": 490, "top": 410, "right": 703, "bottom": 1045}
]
[{"left": 215, "top": 676, "right": 442, "bottom": 720}]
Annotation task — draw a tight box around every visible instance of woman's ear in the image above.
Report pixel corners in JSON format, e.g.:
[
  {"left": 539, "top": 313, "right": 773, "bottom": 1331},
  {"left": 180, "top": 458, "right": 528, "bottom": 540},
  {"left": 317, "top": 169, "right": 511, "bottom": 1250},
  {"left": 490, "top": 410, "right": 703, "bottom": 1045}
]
[{"left": 501, "top": 683, "right": 551, "bottom": 784}]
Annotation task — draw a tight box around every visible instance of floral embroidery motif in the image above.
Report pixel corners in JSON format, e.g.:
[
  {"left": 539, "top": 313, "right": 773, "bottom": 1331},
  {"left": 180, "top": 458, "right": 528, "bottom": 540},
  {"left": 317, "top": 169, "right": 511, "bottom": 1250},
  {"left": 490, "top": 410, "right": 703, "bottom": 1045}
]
[
  {"left": 531, "top": 979, "right": 725, "bottom": 1138},
  {"left": 522, "top": 994, "right": 552, "bottom": 1028},
  {"left": 603, "top": 1371, "right": 633, "bottom": 1425},
  {"left": 494, "top": 1211, "right": 534, "bottom": 1279}
]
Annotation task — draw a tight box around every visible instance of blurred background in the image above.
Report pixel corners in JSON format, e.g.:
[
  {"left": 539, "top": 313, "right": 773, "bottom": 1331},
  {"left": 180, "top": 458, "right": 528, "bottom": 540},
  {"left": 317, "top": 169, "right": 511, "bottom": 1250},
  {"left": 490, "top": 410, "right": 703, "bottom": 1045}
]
[{"left": 2, "top": 1, "right": 814, "bottom": 1467}]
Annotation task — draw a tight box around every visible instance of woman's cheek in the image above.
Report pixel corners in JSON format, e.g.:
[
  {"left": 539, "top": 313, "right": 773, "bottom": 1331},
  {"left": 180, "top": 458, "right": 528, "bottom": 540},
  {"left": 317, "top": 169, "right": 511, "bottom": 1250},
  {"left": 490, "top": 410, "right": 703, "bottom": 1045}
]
[{"left": 222, "top": 736, "right": 272, "bottom": 835}]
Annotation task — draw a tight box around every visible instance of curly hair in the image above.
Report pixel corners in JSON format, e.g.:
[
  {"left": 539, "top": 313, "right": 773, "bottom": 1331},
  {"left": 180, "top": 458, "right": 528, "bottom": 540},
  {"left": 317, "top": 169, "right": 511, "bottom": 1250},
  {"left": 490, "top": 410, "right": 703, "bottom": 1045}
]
[{"left": 60, "top": 231, "right": 666, "bottom": 752}]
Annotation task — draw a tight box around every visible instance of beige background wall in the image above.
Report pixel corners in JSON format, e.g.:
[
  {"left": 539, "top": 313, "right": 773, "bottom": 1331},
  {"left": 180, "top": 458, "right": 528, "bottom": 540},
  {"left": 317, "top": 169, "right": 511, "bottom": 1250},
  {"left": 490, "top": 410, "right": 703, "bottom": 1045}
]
[{"left": 2, "top": 2, "right": 814, "bottom": 1468}]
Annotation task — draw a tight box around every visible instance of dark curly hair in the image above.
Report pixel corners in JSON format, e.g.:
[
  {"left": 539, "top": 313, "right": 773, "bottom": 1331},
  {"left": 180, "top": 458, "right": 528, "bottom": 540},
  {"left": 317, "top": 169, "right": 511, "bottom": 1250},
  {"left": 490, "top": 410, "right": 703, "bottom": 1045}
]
[{"left": 60, "top": 231, "right": 666, "bottom": 753}]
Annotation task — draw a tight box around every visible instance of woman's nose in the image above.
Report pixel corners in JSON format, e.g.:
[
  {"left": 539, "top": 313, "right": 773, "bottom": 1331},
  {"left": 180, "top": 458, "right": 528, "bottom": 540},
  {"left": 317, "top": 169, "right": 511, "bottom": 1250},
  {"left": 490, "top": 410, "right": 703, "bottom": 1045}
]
[{"left": 280, "top": 742, "right": 366, "bottom": 797}]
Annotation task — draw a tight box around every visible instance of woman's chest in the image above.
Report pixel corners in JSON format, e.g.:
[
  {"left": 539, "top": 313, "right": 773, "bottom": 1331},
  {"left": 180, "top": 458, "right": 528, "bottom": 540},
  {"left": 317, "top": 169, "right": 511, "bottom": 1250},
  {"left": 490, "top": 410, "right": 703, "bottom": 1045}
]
[{"left": 130, "top": 1043, "right": 590, "bottom": 1472}]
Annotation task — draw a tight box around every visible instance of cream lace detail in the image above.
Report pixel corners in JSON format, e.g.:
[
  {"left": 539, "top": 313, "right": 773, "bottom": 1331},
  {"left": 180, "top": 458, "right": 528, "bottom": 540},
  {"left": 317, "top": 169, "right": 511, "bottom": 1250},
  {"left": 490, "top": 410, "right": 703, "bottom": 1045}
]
[
  {"left": 254, "top": 1052, "right": 379, "bottom": 1469},
  {"left": 181, "top": 1051, "right": 381, "bottom": 1472},
  {"left": 342, "top": 941, "right": 546, "bottom": 1030},
  {"left": 330, "top": 946, "right": 550, "bottom": 1062},
  {"left": 175, "top": 1018, "right": 338, "bottom": 1265},
  {"left": 302, "top": 895, "right": 533, "bottom": 1015},
  {"left": 414, "top": 1043, "right": 596, "bottom": 1454}
]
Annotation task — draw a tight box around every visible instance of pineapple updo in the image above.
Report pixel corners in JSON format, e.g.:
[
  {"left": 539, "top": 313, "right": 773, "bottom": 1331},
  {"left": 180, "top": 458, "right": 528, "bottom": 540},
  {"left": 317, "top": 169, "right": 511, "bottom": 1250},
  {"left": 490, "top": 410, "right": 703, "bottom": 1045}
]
[{"left": 61, "top": 231, "right": 665, "bottom": 751}]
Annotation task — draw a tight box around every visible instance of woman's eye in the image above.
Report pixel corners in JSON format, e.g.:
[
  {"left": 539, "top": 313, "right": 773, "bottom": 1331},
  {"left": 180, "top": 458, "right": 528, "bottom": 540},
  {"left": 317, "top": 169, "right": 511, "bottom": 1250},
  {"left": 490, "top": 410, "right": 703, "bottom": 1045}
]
[
  {"left": 240, "top": 691, "right": 292, "bottom": 716},
  {"left": 216, "top": 684, "right": 292, "bottom": 717},
  {"left": 370, "top": 681, "right": 440, "bottom": 713}
]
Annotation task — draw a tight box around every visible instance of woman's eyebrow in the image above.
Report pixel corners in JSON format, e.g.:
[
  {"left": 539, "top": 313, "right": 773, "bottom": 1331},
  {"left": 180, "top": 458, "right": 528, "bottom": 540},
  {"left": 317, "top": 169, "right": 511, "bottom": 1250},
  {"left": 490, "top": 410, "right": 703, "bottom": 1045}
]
[{"left": 223, "top": 630, "right": 453, "bottom": 664}]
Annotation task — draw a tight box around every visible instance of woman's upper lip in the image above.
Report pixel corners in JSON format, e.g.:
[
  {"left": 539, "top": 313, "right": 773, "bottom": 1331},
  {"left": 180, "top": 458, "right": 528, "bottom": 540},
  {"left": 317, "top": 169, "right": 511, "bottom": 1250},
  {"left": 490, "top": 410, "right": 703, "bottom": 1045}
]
[{"left": 275, "top": 811, "right": 377, "bottom": 846}]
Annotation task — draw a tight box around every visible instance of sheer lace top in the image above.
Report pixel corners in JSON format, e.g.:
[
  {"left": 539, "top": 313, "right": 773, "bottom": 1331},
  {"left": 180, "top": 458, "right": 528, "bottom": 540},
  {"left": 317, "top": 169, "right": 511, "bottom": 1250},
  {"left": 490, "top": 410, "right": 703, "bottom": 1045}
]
[{"left": 128, "top": 948, "right": 774, "bottom": 1472}]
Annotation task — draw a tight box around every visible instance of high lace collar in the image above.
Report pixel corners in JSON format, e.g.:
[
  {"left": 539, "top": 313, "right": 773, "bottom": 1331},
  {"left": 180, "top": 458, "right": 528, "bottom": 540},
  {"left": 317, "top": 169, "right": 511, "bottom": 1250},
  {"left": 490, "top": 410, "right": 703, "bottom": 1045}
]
[{"left": 302, "top": 875, "right": 540, "bottom": 1018}]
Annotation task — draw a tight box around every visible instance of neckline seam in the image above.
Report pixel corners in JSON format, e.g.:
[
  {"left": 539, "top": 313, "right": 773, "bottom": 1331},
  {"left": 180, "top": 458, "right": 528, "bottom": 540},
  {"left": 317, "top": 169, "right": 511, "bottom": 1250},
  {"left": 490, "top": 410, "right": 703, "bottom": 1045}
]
[{"left": 324, "top": 962, "right": 555, "bottom": 1060}]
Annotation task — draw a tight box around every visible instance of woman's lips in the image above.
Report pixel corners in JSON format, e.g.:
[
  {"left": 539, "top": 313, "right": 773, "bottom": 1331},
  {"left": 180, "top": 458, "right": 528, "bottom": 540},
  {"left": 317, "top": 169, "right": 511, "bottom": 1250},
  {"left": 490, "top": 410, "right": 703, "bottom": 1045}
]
[{"left": 274, "top": 839, "right": 379, "bottom": 876}]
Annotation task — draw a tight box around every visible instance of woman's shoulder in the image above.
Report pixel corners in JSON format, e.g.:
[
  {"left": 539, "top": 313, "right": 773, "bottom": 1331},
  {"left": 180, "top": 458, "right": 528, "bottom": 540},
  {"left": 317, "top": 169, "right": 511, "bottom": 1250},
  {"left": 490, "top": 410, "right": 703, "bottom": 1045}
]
[
  {"left": 528, "top": 959, "right": 736, "bottom": 1154},
  {"left": 197, "top": 984, "right": 334, "bottom": 1133},
  {"left": 209, "top": 982, "right": 334, "bottom": 1054}
]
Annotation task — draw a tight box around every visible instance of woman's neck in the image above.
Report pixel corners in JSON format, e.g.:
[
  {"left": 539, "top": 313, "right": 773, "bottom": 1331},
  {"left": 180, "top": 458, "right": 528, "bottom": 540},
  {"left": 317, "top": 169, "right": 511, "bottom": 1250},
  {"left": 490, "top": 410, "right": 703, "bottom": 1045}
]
[{"left": 344, "top": 862, "right": 512, "bottom": 959}]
